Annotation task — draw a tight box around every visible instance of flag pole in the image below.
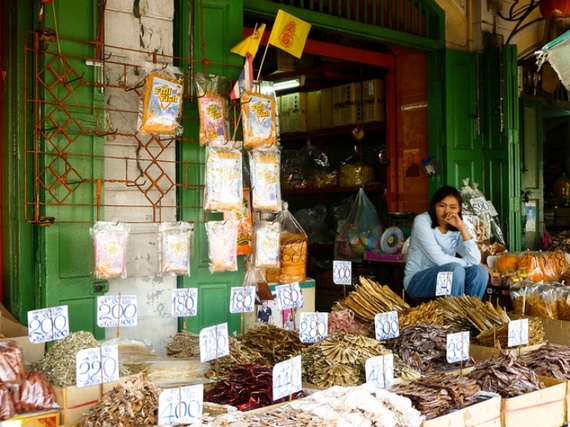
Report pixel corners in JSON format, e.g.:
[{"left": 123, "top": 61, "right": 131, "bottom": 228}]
[{"left": 256, "top": 42, "right": 270, "bottom": 83}]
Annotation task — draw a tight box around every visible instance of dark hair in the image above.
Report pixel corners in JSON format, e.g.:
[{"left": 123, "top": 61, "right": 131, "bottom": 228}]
[{"left": 427, "top": 185, "right": 462, "bottom": 230}]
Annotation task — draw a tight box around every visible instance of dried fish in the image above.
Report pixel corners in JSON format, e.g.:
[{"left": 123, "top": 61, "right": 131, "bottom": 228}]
[
  {"left": 519, "top": 342, "right": 570, "bottom": 379},
  {"left": 239, "top": 323, "right": 308, "bottom": 365},
  {"left": 205, "top": 337, "right": 266, "bottom": 380},
  {"left": 166, "top": 331, "right": 201, "bottom": 358},
  {"left": 475, "top": 317, "right": 545, "bottom": 347}
]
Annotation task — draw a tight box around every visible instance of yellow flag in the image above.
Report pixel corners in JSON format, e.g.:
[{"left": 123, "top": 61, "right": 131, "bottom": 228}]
[
  {"left": 230, "top": 23, "right": 266, "bottom": 58},
  {"left": 268, "top": 10, "right": 311, "bottom": 59}
]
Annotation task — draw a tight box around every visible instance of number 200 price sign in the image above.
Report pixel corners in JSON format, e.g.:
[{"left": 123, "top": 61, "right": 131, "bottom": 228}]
[
  {"left": 27, "top": 305, "right": 70, "bottom": 344},
  {"left": 97, "top": 295, "right": 138, "bottom": 328}
]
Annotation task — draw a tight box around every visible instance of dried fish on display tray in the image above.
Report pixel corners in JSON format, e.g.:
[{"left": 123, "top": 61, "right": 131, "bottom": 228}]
[
  {"left": 239, "top": 323, "right": 308, "bottom": 365},
  {"left": 433, "top": 295, "right": 511, "bottom": 333},
  {"left": 398, "top": 300, "right": 444, "bottom": 329},
  {"left": 204, "top": 337, "right": 266, "bottom": 380},
  {"left": 475, "top": 317, "right": 545, "bottom": 347},
  {"left": 166, "top": 331, "right": 201, "bottom": 358},
  {"left": 466, "top": 352, "right": 545, "bottom": 397},
  {"left": 518, "top": 342, "right": 570, "bottom": 379},
  {"left": 327, "top": 308, "right": 372, "bottom": 336}
]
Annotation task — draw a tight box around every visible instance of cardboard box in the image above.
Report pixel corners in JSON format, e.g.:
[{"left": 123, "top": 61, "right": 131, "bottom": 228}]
[
  {"left": 1, "top": 410, "right": 60, "bottom": 427},
  {"left": 279, "top": 92, "right": 307, "bottom": 133},
  {"left": 320, "top": 87, "right": 333, "bottom": 129},
  {"left": 0, "top": 305, "right": 45, "bottom": 364},
  {"left": 500, "top": 376, "right": 566, "bottom": 427},
  {"left": 358, "top": 79, "right": 386, "bottom": 123},
  {"left": 509, "top": 313, "right": 570, "bottom": 346},
  {"left": 306, "top": 91, "right": 321, "bottom": 131},
  {"left": 421, "top": 392, "right": 501, "bottom": 427},
  {"left": 469, "top": 343, "right": 544, "bottom": 362}
]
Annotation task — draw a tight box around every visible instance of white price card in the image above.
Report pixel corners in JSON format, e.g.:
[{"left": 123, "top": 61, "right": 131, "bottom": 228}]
[
  {"left": 508, "top": 318, "right": 529, "bottom": 347},
  {"left": 272, "top": 355, "right": 302, "bottom": 401},
  {"left": 229, "top": 286, "right": 256, "bottom": 314},
  {"left": 76, "top": 345, "right": 119, "bottom": 388},
  {"left": 375, "top": 311, "right": 400, "bottom": 340},
  {"left": 158, "top": 384, "right": 203, "bottom": 426},
  {"left": 27, "top": 305, "right": 69, "bottom": 344},
  {"left": 333, "top": 260, "right": 352, "bottom": 285},
  {"left": 97, "top": 295, "right": 137, "bottom": 328},
  {"left": 469, "top": 197, "right": 492, "bottom": 215},
  {"left": 275, "top": 283, "right": 303, "bottom": 310},
  {"left": 365, "top": 354, "right": 394, "bottom": 389},
  {"left": 436, "top": 272, "right": 453, "bottom": 296},
  {"left": 171, "top": 288, "right": 198, "bottom": 317},
  {"left": 299, "top": 312, "right": 328, "bottom": 343},
  {"left": 199, "top": 323, "right": 229, "bottom": 363},
  {"left": 446, "top": 331, "right": 470, "bottom": 363}
]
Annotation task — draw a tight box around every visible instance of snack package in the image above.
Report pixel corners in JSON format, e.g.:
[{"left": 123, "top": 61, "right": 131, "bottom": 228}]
[
  {"left": 243, "top": 266, "right": 273, "bottom": 303},
  {"left": 0, "top": 384, "right": 14, "bottom": 420},
  {"left": 195, "top": 73, "right": 230, "bottom": 146},
  {"left": 0, "top": 341, "right": 25, "bottom": 391},
  {"left": 138, "top": 63, "right": 184, "bottom": 135},
  {"left": 224, "top": 188, "right": 253, "bottom": 256},
  {"left": 339, "top": 145, "right": 374, "bottom": 187},
  {"left": 241, "top": 91, "right": 277, "bottom": 148},
  {"left": 13, "top": 370, "right": 57, "bottom": 414},
  {"left": 204, "top": 142, "right": 243, "bottom": 212},
  {"left": 158, "top": 222, "right": 193, "bottom": 276},
  {"left": 249, "top": 147, "right": 281, "bottom": 212},
  {"left": 205, "top": 220, "right": 238, "bottom": 273},
  {"left": 252, "top": 221, "right": 281, "bottom": 269},
  {"left": 91, "top": 221, "right": 129, "bottom": 279}
]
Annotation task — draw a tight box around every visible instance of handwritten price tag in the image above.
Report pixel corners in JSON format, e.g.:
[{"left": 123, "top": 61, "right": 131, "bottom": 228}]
[
  {"left": 299, "top": 312, "right": 328, "bottom": 343},
  {"left": 275, "top": 283, "right": 303, "bottom": 310},
  {"left": 97, "top": 295, "right": 137, "bottom": 328},
  {"left": 365, "top": 354, "right": 394, "bottom": 388},
  {"left": 199, "top": 323, "right": 229, "bottom": 363},
  {"left": 27, "top": 305, "right": 69, "bottom": 344},
  {"left": 333, "top": 260, "right": 352, "bottom": 285},
  {"left": 272, "top": 355, "right": 302, "bottom": 401},
  {"left": 229, "top": 286, "right": 256, "bottom": 314},
  {"left": 470, "top": 197, "right": 491, "bottom": 215},
  {"left": 436, "top": 272, "right": 453, "bottom": 296},
  {"left": 76, "top": 345, "right": 119, "bottom": 388},
  {"left": 446, "top": 331, "right": 470, "bottom": 363},
  {"left": 508, "top": 319, "right": 529, "bottom": 347},
  {"left": 158, "top": 384, "right": 203, "bottom": 426},
  {"left": 171, "top": 288, "right": 198, "bottom": 317},
  {"left": 375, "top": 311, "right": 400, "bottom": 340}
]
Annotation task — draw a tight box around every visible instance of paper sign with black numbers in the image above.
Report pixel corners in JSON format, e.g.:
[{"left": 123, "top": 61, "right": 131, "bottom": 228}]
[
  {"left": 365, "top": 353, "right": 394, "bottom": 389},
  {"left": 375, "top": 311, "right": 399, "bottom": 340},
  {"left": 446, "top": 331, "right": 470, "bottom": 363},
  {"left": 436, "top": 272, "right": 453, "bottom": 296},
  {"left": 75, "top": 344, "right": 119, "bottom": 388},
  {"left": 171, "top": 288, "right": 198, "bottom": 317},
  {"left": 299, "top": 312, "right": 328, "bottom": 343},
  {"left": 274, "top": 283, "right": 303, "bottom": 310},
  {"left": 469, "top": 197, "right": 492, "bottom": 215},
  {"left": 158, "top": 384, "right": 203, "bottom": 426},
  {"left": 508, "top": 318, "right": 529, "bottom": 347},
  {"left": 27, "top": 305, "right": 70, "bottom": 344},
  {"left": 272, "top": 355, "right": 302, "bottom": 401},
  {"left": 97, "top": 295, "right": 138, "bottom": 328},
  {"left": 199, "top": 323, "right": 229, "bottom": 363},
  {"left": 229, "top": 286, "right": 256, "bottom": 314},
  {"left": 333, "top": 260, "right": 352, "bottom": 285}
]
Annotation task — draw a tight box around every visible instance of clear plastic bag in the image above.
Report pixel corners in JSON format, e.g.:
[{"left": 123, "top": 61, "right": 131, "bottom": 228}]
[
  {"left": 224, "top": 188, "right": 253, "bottom": 256},
  {"left": 338, "top": 145, "right": 374, "bottom": 187},
  {"left": 204, "top": 142, "right": 243, "bottom": 212},
  {"left": 91, "top": 222, "right": 129, "bottom": 279},
  {"left": 195, "top": 73, "right": 230, "bottom": 146},
  {"left": 14, "top": 370, "right": 57, "bottom": 414},
  {"left": 205, "top": 220, "right": 238, "bottom": 273},
  {"left": 241, "top": 92, "right": 277, "bottom": 148},
  {"left": 249, "top": 147, "right": 282, "bottom": 212},
  {"left": 158, "top": 222, "right": 193, "bottom": 276},
  {"left": 253, "top": 221, "right": 281, "bottom": 269}
]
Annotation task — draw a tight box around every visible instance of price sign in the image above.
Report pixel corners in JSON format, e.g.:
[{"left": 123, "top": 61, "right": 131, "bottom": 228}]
[
  {"left": 272, "top": 355, "right": 302, "bottom": 401},
  {"left": 375, "top": 311, "right": 400, "bottom": 340},
  {"left": 199, "top": 323, "right": 229, "bottom": 363},
  {"left": 171, "top": 288, "right": 198, "bottom": 317},
  {"left": 299, "top": 312, "right": 328, "bottom": 343},
  {"left": 508, "top": 319, "right": 529, "bottom": 347},
  {"left": 27, "top": 305, "right": 69, "bottom": 344},
  {"left": 436, "top": 272, "right": 453, "bottom": 296},
  {"left": 158, "top": 384, "right": 203, "bottom": 426},
  {"left": 229, "top": 286, "right": 256, "bottom": 314},
  {"left": 76, "top": 345, "right": 119, "bottom": 388},
  {"left": 446, "top": 331, "right": 470, "bottom": 363},
  {"left": 470, "top": 197, "right": 491, "bottom": 215},
  {"left": 275, "top": 283, "right": 303, "bottom": 310},
  {"left": 365, "top": 354, "right": 394, "bottom": 388},
  {"left": 333, "top": 260, "right": 352, "bottom": 285},
  {"left": 97, "top": 295, "right": 138, "bottom": 328}
]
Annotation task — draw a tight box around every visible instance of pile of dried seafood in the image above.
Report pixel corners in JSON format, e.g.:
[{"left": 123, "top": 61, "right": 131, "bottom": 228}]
[
  {"left": 398, "top": 300, "right": 444, "bottom": 329},
  {"left": 333, "top": 276, "right": 410, "bottom": 323},
  {"left": 80, "top": 373, "right": 159, "bottom": 427},
  {"left": 205, "top": 337, "right": 266, "bottom": 380},
  {"left": 327, "top": 308, "right": 372, "bottom": 336},
  {"left": 392, "top": 323, "right": 472, "bottom": 374},
  {"left": 390, "top": 373, "right": 481, "bottom": 420},
  {"left": 518, "top": 343, "right": 570, "bottom": 379},
  {"left": 204, "top": 363, "right": 305, "bottom": 411},
  {"left": 166, "top": 331, "right": 201, "bottom": 358},
  {"left": 239, "top": 323, "right": 308, "bottom": 365},
  {"left": 475, "top": 317, "right": 545, "bottom": 347},
  {"left": 467, "top": 353, "right": 545, "bottom": 397},
  {"left": 300, "top": 333, "right": 420, "bottom": 388},
  {"left": 434, "top": 295, "right": 510, "bottom": 333}
]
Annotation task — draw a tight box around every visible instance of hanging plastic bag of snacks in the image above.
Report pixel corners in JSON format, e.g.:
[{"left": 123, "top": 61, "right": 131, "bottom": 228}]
[
  {"left": 266, "top": 202, "right": 308, "bottom": 284},
  {"left": 205, "top": 220, "right": 238, "bottom": 273},
  {"left": 249, "top": 147, "right": 282, "bottom": 212},
  {"left": 339, "top": 144, "right": 374, "bottom": 187},
  {"left": 243, "top": 266, "right": 273, "bottom": 303},
  {"left": 241, "top": 91, "right": 277, "bottom": 149},
  {"left": 224, "top": 188, "right": 253, "bottom": 256},
  {"left": 195, "top": 73, "right": 230, "bottom": 146},
  {"left": 90, "top": 222, "right": 129, "bottom": 279},
  {"left": 204, "top": 141, "right": 243, "bottom": 212},
  {"left": 158, "top": 222, "right": 193, "bottom": 276},
  {"left": 138, "top": 62, "right": 184, "bottom": 135},
  {"left": 253, "top": 221, "right": 281, "bottom": 270}
]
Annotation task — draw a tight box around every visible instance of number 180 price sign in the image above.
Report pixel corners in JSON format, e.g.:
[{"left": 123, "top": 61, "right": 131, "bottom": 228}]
[{"left": 171, "top": 288, "right": 198, "bottom": 317}]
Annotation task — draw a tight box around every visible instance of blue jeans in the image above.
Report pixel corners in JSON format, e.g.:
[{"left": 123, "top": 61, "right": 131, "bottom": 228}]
[{"left": 406, "top": 262, "right": 489, "bottom": 299}]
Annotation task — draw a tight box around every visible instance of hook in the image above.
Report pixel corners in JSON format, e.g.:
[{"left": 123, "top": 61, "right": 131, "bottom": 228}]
[
  {"left": 65, "top": 73, "right": 84, "bottom": 85},
  {"left": 125, "top": 80, "right": 145, "bottom": 92}
]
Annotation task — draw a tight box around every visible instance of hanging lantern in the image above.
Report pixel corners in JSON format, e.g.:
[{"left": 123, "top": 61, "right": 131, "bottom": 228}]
[{"left": 539, "top": 0, "right": 570, "bottom": 18}]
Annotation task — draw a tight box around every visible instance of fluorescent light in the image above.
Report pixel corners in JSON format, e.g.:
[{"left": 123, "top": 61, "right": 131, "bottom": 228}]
[{"left": 273, "top": 76, "right": 305, "bottom": 91}]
